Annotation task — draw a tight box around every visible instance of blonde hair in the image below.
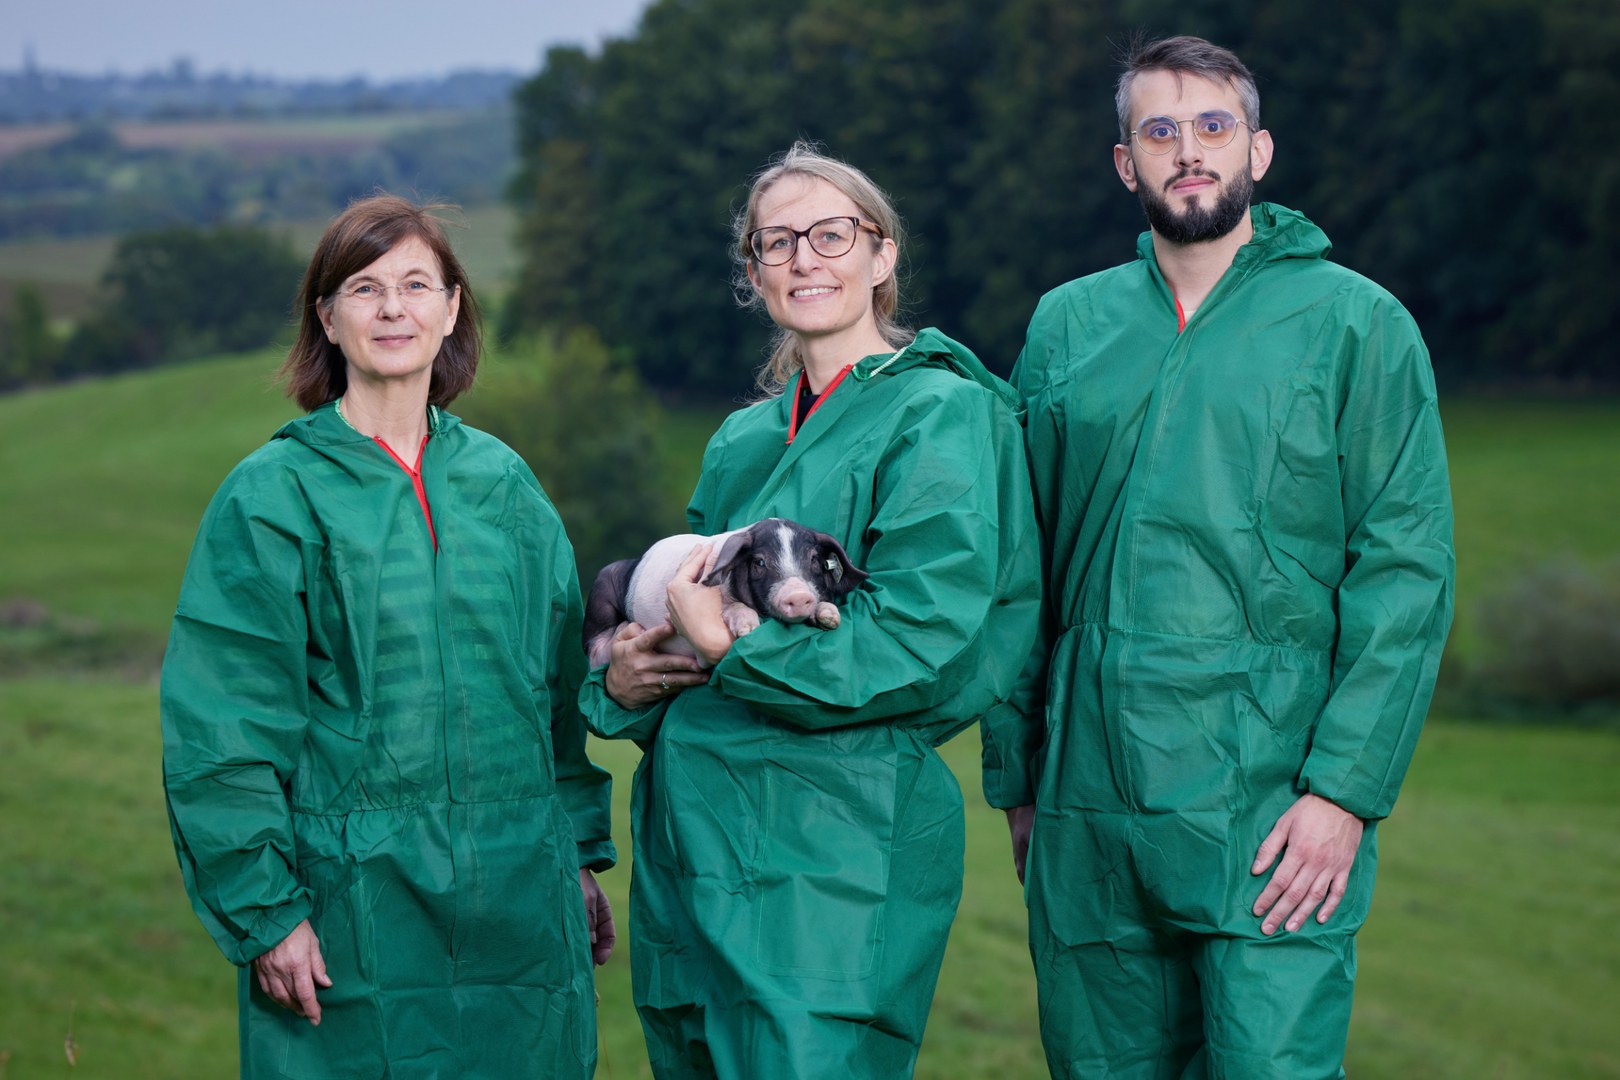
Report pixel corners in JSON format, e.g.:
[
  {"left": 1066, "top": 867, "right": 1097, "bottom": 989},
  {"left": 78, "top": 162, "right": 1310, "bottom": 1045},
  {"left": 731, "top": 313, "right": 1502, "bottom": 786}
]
[{"left": 732, "top": 142, "right": 910, "bottom": 396}]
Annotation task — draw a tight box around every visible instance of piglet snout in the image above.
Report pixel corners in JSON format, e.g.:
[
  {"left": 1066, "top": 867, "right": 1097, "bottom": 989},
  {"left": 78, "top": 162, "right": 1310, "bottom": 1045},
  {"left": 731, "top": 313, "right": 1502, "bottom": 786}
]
[{"left": 771, "top": 579, "right": 820, "bottom": 621}]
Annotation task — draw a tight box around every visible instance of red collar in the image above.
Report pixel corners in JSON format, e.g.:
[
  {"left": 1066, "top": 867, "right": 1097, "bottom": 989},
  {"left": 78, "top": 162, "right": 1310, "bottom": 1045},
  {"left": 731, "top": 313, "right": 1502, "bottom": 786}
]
[{"left": 786, "top": 364, "right": 853, "bottom": 444}]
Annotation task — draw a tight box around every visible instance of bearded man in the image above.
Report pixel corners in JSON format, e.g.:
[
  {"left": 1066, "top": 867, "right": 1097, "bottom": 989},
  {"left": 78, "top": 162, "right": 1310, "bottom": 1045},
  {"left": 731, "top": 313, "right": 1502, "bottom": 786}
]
[{"left": 982, "top": 34, "right": 1456, "bottom": 1078}]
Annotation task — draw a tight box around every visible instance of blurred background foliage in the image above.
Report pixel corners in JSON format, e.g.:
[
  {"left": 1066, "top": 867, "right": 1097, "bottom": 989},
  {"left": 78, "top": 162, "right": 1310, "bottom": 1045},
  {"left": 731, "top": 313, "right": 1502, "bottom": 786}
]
[
  {"left": 457, "top": 327, "right": 687, "bottom": 578},
  {"left": 502, "top": 0, "right": 1620, "bottom": 393}
]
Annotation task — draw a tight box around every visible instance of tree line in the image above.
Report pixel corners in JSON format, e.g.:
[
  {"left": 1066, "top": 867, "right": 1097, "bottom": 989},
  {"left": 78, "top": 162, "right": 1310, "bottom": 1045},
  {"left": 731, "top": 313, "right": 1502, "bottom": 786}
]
[{"left": 502, "top": 0, "right": 1620, "bottom": 394}]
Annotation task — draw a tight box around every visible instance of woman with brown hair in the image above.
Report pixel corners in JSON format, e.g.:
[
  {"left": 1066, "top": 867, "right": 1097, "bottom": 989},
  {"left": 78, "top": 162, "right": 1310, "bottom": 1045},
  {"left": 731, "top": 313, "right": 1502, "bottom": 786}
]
[{"left": 161, "top": 194, "right": 616, "bottom": 1078}]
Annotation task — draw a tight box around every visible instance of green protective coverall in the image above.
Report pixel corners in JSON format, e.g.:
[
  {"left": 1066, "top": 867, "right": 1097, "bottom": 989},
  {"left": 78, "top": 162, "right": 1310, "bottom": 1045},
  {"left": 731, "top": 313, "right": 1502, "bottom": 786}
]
[
  {"left": 984, "top": 205, "right": 1455, "bottom": 1079},
  {"left": 162, "top": 403, "right": 614, "bottom": 1080},
  {"left": 580, "top": 328, "right": 1041, "bottom": 1079}
]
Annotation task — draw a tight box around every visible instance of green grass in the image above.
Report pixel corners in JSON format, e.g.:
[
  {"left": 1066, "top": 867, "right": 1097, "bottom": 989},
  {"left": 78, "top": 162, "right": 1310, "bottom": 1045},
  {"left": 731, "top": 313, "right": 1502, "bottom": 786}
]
[
  {"left": 1439, "top": 398, "right": 1620, "bottom": 659},
  {"left": 1, "top": 358, "right": 1618, "bottom": 1076},
  {"left": 1350, "top": 721, "right": 1620, "bottom": 1078},
  {"left": 3, "top": 684, "right": 1616, "bottom": 1079},
  {"left": 1, "top": 350, "right": 298, "bottom": 641}
]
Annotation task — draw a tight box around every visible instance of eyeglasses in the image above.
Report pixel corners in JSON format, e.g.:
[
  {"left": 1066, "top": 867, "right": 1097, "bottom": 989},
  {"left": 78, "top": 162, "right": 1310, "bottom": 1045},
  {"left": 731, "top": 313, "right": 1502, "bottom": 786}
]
[
  {"left": 1130, "top": 110, "right": 1249, "bottom": 155},
  {"left": 334, "top": 281, "right": 452, "bottom": 306},
  {"left": 748, "top": 217, "right": 882, "bottom": 266}
]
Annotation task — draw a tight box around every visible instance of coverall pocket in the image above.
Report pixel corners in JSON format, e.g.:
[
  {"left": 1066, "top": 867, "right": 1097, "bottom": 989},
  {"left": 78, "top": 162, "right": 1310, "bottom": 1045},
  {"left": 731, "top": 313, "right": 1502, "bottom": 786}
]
[{"left": 753, "top": 763, "right": 893, "bottom": 979}]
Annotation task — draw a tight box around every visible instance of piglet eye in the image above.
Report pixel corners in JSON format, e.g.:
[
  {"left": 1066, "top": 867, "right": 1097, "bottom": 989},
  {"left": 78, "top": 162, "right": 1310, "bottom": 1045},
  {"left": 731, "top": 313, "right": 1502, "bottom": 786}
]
[{"left": 753, "top": 555, "right": 767, "bottom": 568}]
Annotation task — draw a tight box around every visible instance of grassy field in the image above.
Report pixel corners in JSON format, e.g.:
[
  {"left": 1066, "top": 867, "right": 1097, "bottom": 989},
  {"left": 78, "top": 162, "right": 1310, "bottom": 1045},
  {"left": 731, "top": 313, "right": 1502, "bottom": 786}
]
[
  {"left": 1, "top": 357, "right": 1617, "bottom": 1077},
  {"left": 2, "top": 685, "right": 1616, "bottom": 1079}
]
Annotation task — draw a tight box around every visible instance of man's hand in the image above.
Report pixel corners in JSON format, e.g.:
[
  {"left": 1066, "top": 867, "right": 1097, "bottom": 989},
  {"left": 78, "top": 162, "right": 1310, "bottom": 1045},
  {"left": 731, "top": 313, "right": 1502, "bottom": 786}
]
[
  {"left": 1250, "top": 793, "right": 1365, "bottom": 935},
  {"left": 251, "top": 919, "right": 332, "bottom": 1025},
  {"left": 1005, "top": 804, "right": 1035, "bottom": 885},
  {"left": 579, "top": 869, "right": 617, "bottom": 966}
]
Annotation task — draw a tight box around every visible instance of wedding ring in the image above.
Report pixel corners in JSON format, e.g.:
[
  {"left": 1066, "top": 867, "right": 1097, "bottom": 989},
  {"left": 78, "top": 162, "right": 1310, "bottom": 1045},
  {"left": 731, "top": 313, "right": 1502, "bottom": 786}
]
[{"left": 660, "top": 674, "right": 671, "bottom": 693}]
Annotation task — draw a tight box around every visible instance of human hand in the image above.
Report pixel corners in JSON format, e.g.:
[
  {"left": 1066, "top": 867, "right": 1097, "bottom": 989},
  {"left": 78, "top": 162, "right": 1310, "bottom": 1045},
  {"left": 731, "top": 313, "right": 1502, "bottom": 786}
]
[
  {"left": 665, "top": 543, "right": 734, "bottom": 667},
  {"left": 579, "top": 869, "right": 617, "bottom": 966},
  {"left": 251, "top": 919, "right": 332, "bottom": 1025},
  {"left": 1005, "top": 804, "right": 1035, "bottom": 886},
  {"left": 1250, "top": 793, "right": 1365, "bottom": 935},
  {"left": 603, "top": 620, "right": 708, "bottom": 709}
]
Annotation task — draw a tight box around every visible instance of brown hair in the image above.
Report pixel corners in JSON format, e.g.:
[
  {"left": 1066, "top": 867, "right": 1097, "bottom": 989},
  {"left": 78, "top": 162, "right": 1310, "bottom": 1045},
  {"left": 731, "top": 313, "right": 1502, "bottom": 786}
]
[
  {"left": 731, "top": 142, "right": 910, "bottom": 397},
  {"left": 279, "top": 194, "right": 482, "bottom": 410},
  {"left": 1115, "top": 35, "right": 1261, "bottom": 142}
]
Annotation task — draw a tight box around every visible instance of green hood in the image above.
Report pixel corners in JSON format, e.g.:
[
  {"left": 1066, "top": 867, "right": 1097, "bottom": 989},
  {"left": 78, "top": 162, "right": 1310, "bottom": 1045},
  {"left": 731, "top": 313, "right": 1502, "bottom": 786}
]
[
  {"left": 271, "top": 400, "right": 462, "bottom": 451},
  {"left": 852, "top": 326, "right": 1022, "bottom": 414}
]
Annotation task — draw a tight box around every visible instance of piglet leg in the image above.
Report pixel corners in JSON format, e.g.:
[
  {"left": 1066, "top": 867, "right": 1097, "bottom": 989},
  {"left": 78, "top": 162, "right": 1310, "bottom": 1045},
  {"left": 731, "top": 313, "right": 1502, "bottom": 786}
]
[
  {"left": 813, "top": 602, "right": 840, "bottom": 630},
  {"left": 722, "top": 601, "right": 762, "bottom": 639}
]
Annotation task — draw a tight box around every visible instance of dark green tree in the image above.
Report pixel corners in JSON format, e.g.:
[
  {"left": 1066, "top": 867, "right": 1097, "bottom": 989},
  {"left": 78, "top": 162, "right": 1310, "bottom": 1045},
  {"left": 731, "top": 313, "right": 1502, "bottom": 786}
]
[
  {"left": 502, "top": 47, "right": 609, "bottom": 343},
  {"left": 64, "top": 224, "right": 304, "bottom": 375},
  {"left": 507, "top": 0, "right": 996, "bottom": 395},
  {"left": 505, "top": 0, "right": 1620, "bottom": 392}
]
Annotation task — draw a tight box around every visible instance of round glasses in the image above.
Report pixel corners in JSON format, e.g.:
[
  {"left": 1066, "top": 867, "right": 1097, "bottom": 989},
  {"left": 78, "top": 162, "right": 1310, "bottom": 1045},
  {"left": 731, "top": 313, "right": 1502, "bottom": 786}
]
[
  {"left": 1130, "top": 110, "right": 1248, "bottom": 155},
  {"left": 335, "top": 281, "right": 451, "bottom": 307},
  {"left": 748, "top": 217, "right": 882, "bottom": 266}
]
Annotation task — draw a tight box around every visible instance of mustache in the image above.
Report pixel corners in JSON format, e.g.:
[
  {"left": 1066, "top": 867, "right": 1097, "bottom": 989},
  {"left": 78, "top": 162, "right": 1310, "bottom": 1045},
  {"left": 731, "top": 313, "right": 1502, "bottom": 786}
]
[{"left": 1164, "top": 167, "right": 1221, "bottom": 192}]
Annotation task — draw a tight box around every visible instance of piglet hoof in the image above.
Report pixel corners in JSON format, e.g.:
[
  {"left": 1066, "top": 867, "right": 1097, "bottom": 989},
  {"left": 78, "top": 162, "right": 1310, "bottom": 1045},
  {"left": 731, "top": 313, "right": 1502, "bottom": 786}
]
[
  {"left": 813, "top": 602, "right": 841, "bottom": 630},
  {"left": 723, "top": 603, "right": 761, "bottom": 638}
]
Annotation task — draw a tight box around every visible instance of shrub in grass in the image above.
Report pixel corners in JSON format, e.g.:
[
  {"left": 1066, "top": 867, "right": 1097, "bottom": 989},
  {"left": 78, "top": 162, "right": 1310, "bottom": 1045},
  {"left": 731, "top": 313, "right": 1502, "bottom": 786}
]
[{"left": 1472, "top": 555, "right": 1620, "bottom": 710}]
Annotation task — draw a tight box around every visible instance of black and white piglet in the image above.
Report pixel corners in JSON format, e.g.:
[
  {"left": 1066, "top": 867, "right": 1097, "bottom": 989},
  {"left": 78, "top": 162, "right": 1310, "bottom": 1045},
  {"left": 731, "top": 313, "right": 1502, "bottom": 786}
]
[{"left": 582, "top": 518, "right": 869, "bottom": 669}]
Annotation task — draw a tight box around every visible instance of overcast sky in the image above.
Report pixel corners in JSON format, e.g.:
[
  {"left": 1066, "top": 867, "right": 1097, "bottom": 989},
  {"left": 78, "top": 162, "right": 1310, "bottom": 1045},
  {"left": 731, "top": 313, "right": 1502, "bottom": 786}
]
[{"left": 5, "top": 0, "right": 654, "bottom": 81}]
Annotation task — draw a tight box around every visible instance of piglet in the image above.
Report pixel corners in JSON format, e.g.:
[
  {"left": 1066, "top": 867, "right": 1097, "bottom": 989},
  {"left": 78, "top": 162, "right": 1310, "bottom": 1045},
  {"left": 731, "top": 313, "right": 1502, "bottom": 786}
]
[{"left": 583, "top": 518, "right": 870, "bottom": 669}]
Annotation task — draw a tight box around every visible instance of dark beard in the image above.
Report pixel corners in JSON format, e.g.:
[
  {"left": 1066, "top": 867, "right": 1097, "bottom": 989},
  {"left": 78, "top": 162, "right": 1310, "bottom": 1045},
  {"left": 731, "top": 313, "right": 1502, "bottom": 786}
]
[{"left": 1138, "top": 166, "right": 1254, "bottom": 244}]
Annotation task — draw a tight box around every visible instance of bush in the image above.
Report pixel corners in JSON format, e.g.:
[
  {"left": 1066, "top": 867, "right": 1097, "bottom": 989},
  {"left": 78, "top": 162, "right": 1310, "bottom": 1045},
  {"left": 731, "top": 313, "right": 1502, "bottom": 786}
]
[
  {"left": 458, "top": 328, "right": 686, "bottom": 585},
  {"left": 1471, "top": 555, "right": 1620, "bottom": 709},
  {"left": 63, "top": 224, "right": 304, "bottom": 376}
]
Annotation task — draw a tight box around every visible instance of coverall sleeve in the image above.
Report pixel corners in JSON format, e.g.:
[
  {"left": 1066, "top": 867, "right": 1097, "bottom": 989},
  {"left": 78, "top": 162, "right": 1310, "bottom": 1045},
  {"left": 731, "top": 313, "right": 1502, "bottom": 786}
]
[
  {"left": 160, "top": 468, "right": 316, "bottom": 966},
  {"left": 709, "top": 384, "right": 1040, "bottom": 740},
  {"left": 578, "top": 669, "right": 671, "bottom": 745},
  {"left": 547, "top": 539, "right": 617, "bottom": 872},
  {"left": 981, "top": 341, "right": 1059, "bottom": 808},
  {"left": 1298, "top": 303, "right": 1455, "bottom": 820}
]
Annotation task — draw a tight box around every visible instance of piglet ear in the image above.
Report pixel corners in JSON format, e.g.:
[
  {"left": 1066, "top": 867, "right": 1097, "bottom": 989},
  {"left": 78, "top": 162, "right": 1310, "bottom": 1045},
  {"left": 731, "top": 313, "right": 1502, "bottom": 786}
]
[
  {"left": 815, "top": 533, "right": 870, "bottom": 595},
  {"left": 702, "top": 531, "right": 752, "bottom": 587}
]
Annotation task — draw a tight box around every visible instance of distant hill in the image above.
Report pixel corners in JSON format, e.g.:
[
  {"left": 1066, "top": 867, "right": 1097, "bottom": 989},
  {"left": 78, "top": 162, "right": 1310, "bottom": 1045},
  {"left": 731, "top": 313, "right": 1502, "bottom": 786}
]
[{"left": 0, "top": 62, "right": 521, "bottom": 123}]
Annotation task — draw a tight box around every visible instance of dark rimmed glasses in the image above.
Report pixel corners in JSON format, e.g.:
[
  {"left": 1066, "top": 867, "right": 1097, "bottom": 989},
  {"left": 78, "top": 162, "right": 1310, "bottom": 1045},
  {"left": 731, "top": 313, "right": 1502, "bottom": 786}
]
[
  {"left": 747, "top": 217, "right": 882, "bottom": 266},
  {"left": 1130, "top": 110, "right": 1249, "bottom": 155}
]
